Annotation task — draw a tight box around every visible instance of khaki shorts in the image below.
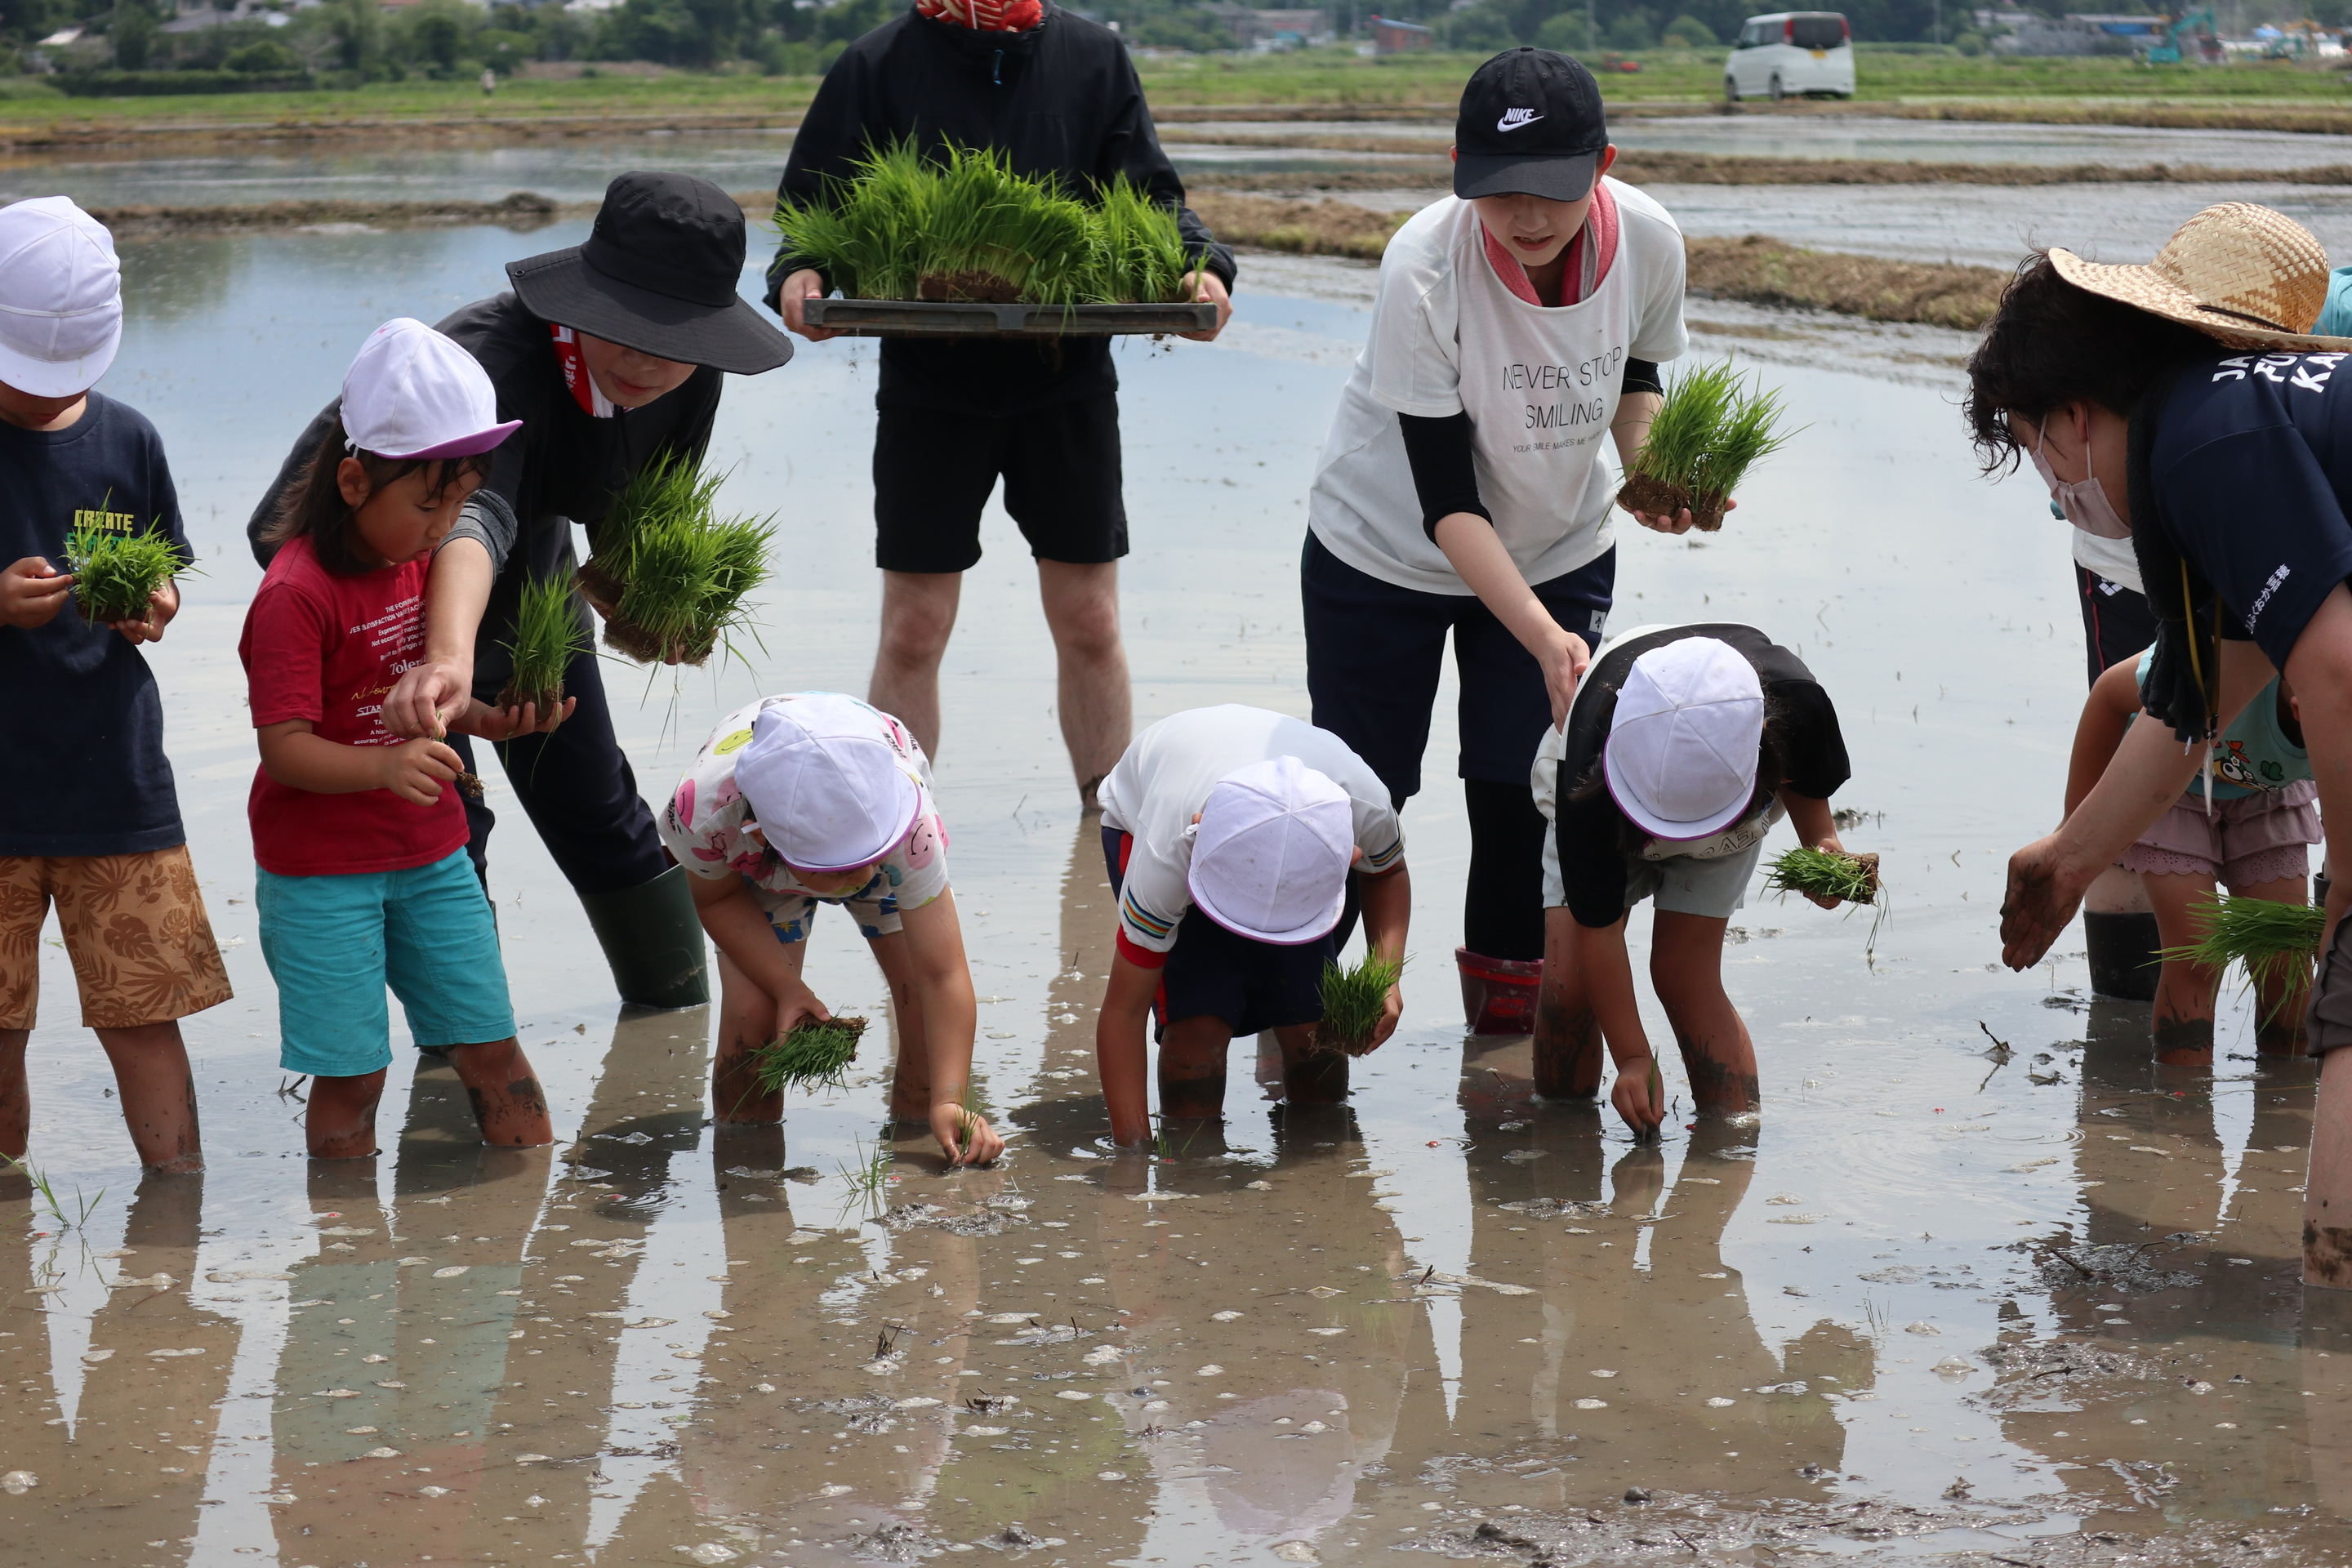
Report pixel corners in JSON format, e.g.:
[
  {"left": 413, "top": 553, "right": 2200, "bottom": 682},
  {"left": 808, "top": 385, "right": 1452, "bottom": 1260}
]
[{"left": 0, "top": 846, "right": 233, "bottom": 1030}]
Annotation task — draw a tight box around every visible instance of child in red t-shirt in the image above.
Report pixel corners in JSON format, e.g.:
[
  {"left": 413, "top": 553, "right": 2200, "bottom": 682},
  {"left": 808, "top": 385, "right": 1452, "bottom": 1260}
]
[{"left": 239, "top": 318, "right": 566, "bottom": 1158}]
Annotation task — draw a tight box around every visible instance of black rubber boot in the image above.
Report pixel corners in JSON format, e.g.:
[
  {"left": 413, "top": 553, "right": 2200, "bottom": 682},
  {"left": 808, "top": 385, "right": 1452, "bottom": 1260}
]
[
  {"left": 579, "top": 864, "right": 710, "bottom": 1009},
  {"left": 2084, "top": 910, "right": 2160, "bottom": 1002}
]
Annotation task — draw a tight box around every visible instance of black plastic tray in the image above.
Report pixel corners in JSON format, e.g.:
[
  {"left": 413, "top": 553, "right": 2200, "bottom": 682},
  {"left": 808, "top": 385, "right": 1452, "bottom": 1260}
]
[{"left": 803, "top": 298, "right": 1217, "bottom": 336}]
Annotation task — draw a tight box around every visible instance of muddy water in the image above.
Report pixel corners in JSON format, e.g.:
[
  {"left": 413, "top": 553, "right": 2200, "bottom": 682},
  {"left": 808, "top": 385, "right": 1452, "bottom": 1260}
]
[{"left": 0, "top": 218, "right": 2346, "bottom": 1566}]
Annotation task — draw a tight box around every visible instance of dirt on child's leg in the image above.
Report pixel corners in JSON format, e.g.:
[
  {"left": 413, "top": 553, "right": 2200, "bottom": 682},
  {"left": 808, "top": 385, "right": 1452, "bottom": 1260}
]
[
  {"left": 443, "top": 1038, "right": 554, "bottom": 1147},
  {"left": 1650, "top": 912, "right": 1758, "bottom": 1114},
  {"left": 711, "top": 948, "right": 784, "bottom": 1125},
  {"left": 1277, "top": 1023, "right": 1347, "bottom": 1104},
  {"left": 95, "top": 1022, "right": 202, "bottom": 1173},
  {"left": 1534, "top": 907, "right": 1603, "bottom": 1099},
  {"left": 1160, "top": 1016, "right": 1234, "bottom": 1122},
  {"left": 0, "top": 1029, "right": 28, "bottom": 1164},
  {"left": 306, "top": 1070, "right": 388, "bottom": 1160},
  {"left": 2143, "top": 871, "right": 2223, "bottom": 1068}
]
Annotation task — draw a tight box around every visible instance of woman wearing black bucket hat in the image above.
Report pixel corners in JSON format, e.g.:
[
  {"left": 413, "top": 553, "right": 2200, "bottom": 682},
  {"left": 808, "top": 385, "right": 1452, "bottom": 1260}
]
[{"left": 246, "top": 171, "right": 795, "bottom": 1012}]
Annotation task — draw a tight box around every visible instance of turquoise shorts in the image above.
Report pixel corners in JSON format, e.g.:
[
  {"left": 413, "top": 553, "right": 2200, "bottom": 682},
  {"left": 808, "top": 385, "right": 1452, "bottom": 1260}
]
[{"left": 256, "top": 848, "right": 516, "bottom": 1079}]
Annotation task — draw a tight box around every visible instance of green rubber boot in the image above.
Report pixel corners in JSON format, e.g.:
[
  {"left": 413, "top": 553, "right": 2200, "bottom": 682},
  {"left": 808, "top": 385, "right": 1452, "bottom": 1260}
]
[{"left": 578, "top": 864, "right": 710, "bottom": 1009}]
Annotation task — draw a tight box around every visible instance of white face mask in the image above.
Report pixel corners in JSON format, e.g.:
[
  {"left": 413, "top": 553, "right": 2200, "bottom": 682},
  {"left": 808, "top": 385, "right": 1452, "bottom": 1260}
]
[{"left": 2028, "top": 413, "right": 2131, "bottom": 540}]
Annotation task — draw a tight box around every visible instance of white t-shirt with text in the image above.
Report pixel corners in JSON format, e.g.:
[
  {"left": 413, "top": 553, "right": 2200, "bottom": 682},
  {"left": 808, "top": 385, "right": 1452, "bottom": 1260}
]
[{"left": 1307, "top": 181, "right": 1690, "bottom": 595}]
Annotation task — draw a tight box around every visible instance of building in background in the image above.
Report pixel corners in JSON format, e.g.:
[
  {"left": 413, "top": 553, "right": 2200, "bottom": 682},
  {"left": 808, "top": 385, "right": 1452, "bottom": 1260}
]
[
  {"left": 1206, "top": 7, "right": 1336, "bottom": 48},
  {"left": 1989, "top": 11, "right": 2164, "bottom": 55},
  {"left": 1369, "top": 14, "right": 1435, "bottom": 51}
]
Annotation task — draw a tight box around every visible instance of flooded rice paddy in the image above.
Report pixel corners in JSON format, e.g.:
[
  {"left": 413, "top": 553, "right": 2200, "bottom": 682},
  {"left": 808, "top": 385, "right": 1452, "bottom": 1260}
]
[{"left": 0, "top": 171, "right": 2347, "bottom": 1564}]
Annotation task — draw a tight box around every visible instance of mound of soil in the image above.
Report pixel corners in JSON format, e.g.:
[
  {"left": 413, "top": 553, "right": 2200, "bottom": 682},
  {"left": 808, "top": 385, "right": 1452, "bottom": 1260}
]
[
  {"left": 918, "top": 269, "right": 1022, "bottom": 303},
  {"left": 575, "top": 558, "right": 716, "bottom": 666},
  {"left": 1617, "top": 472, "right": 1728, "bottom": 532},
  {"left": 494, "top": 678, "right": 565, "bottom": 715}
]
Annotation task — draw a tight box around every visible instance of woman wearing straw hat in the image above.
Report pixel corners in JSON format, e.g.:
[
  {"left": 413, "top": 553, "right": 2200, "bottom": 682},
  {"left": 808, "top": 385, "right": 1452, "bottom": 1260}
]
[
  {"left": 1962, "top": 201, "right": 2352, "bottom": 1286},
  {"left": 245, "top": 172, "right": 795, "bottom": 1013}
]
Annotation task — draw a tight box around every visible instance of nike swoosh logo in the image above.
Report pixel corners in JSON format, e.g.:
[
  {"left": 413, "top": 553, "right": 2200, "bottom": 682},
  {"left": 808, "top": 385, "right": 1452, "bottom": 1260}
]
[{"left": 1498, "top": 109, "right": 1544, "bottom": 131}]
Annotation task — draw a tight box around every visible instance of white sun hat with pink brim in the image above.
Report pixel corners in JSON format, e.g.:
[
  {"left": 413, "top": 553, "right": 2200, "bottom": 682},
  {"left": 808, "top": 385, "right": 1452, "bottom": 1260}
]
[{"left": 340, "top": 317, "right": 522, "bottom": 460}]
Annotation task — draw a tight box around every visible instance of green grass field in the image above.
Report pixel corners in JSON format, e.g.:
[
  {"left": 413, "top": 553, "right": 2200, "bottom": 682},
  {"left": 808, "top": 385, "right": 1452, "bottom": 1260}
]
[{"left": 0, "top": 42, "right": 2346, "bottom": 140}]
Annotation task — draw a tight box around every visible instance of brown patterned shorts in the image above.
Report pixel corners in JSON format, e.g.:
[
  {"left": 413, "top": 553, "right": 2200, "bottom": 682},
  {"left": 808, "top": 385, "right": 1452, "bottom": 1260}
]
[{"left": 0, "top": 846, "right": 234, "bottom": 1030}]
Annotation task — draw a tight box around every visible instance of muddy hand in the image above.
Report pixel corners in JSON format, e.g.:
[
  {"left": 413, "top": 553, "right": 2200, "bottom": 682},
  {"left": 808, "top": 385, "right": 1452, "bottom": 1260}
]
[
  {"left": 935, "top": 1103, "right": 1004, "bottom": 1167},
  {"left": 2000, "top": 833, "right": 2085, "bottom": 970},
  {"left": 1610, "top": 1054, "right": 1665, "bottom": 1140}
]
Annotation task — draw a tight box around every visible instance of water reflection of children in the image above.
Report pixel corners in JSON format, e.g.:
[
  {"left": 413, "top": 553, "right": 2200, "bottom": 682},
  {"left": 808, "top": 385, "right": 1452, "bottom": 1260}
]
[
  {"left": 1302, "top": 48, "right": 1696, "bottom": 1034},
  {"left": 2068, "top": 652, "right": 2317, "bottom": 1062},
  {"left": 658, "top": 692, "right": 1003, "bottom": 1165},
  {"left": 1093, "top": 706, "right": 1410, "bottom": 1147},
  {"left": 1534, "top": 627, "right": 1855, "bottom": 1134}
]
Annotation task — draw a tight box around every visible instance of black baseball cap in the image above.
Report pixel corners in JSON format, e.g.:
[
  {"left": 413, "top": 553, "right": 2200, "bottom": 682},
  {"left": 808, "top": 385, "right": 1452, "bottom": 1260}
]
[
  {"left": 507, "top": 171, "right": 793, "bottom": 376},
  {"left": 1454, "top": 47, "right": 1609, "bottom": 203}
]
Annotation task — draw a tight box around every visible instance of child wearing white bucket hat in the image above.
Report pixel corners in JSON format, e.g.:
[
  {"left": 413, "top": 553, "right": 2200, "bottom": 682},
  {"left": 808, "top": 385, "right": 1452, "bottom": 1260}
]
[
  {"left": 1094, "top": 706, "right": 1411, "bottom": 1146},
  {"left": 242, "top": 317, "right": 550, "bottom": 1160},
  {"left": 1531, "top": 624, "right": 1856, "bottom": 1136},
  {"left": 657, "top": 692, "right": 1004, "bottom": 1165},
  {"left": 0, "top": 195, "right": 232, "bottom": 1174}
]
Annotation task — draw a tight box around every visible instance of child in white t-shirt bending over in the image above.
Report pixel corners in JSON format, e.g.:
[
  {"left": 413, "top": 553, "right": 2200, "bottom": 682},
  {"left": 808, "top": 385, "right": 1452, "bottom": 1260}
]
[
  {"left": 1094, "top": 705, "right": 1411, "bottom": 1145},
  {"left": 657, "top": 692, "right": 1002, "bottom": 1165}
]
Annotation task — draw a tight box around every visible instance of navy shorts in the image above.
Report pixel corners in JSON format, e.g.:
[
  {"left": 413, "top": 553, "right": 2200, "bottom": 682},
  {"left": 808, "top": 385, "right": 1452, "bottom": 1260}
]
[
  {"left": 1102, "top": 826, "right": 1332, "bottom": 1038},
  {"left": 1301, "top": 531, "right": 1615, "bottom": 800},
  {"left": 874, "top": 394, "right": 1128, "bottom": 573}
]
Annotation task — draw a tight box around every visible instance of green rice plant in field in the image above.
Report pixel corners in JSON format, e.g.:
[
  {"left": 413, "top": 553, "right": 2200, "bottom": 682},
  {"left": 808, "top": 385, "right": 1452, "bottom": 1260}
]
[
  {"left": 497, "top": 572, "right": 589, "bottom": 712},
  {"left": 1313, "top": 951, "right": 1405, "bottom": 1056},
  {"left": 63, "top": 520, "right": 186, "bottom": 624},
  {"left": 1764, "top": 846, "right": 1882, "bottom": 906},
  {"left": 578, "top": 453, "right": 772, "bottom": 666},
  {"left": 751, "top": 1015, "right": 867, "bottom": 1096},
  {"left": 2160, "top": 893, "right": 2324, "bottom": 1017},
  {"left": 777, "top": 140, "right": 1199, "bottom": 307},
  {"left": 1617, "top": 359, "right": 1795, "bottom": 531}
]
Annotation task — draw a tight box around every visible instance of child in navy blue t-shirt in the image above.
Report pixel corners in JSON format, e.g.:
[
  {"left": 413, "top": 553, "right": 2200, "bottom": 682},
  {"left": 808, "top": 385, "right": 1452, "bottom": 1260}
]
[{"left": 0, "top": 197, "right": 228, "bottom": 1174}]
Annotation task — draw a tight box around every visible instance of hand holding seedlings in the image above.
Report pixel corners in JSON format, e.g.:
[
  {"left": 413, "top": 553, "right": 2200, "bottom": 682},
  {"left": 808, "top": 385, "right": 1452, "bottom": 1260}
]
[
  {"left": 1175, "top": 269, "right": 1232, "bottom": 342},
  {"left": 1616, "top": 360, "right": 1795, "bottom": 533},
  {"left": 375, "top": 737, "right": 466, "bottom": 808},
  {"left": 1313, "top": 952, "right": 1406, "bottom": 1057},
  {"left": 1765, "top": 844, "right": 1882, "bottom": 912},
  {"left": 934, "top": 1094, "right": 1004, "bottom": 1168},
  {"left": 1612, "top": 1053, "right": 1667, "bottom": 1142},
  {"left": 577, "top": 455, "right": 773, "bottom": 667},
  {"left": 0, "top": 555, "right": 74, "bottom": 629}
]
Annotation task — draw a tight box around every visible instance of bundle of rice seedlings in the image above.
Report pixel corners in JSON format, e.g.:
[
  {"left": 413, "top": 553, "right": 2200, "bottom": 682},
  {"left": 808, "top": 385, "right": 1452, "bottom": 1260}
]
[
  {"left": 1615, "top": 360, "right": 1794, "bottom": 532},
  {"left": 1764, "top": 846, "right": 1882, "bottom": 906},
  {"left": 750, "top": 1016, "right": 868, "bottom": 1096},
  {"left": 63, "top": 521, "right": 187, "bottom": 625},
  {"left": 776, "top": 140, "right": 1197, "bottom": 309},
  {"left": 496, "top": 572, "right": 589, "bottom": 713},
  {"left": 2159, "top": 894, "right": 2324, "bottom": 1014},
  {"left": 577, "top": 455, "right": 773, "bottom": 666},
  {"left": 1312, "top": 951, "right": 1405, "bottom": 1057}
]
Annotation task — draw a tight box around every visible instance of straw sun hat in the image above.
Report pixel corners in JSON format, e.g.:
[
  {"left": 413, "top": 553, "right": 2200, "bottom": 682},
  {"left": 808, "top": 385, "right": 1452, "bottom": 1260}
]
[{"left": 2047, "top": 202, "right": 2352, "bottom": 353}]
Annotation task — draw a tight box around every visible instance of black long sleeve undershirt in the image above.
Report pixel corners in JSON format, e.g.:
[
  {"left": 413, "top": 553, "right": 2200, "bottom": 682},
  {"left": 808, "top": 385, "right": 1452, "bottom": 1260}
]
[{"left": 1401, "top": 359, "right": 1659, "bottom": 542}]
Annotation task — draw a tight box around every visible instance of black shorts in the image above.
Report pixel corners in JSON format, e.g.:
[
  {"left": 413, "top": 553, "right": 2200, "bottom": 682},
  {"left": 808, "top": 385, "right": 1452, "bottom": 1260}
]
[
  {"left": 2077, "top": 565, "right": 2157, "bottom": 688},
  {"left": 1102, "top": 826, "right": 1332, "bottom": 1038},
  {"left": 872, "top": 394, "right": 1128, "bottom": 573}
]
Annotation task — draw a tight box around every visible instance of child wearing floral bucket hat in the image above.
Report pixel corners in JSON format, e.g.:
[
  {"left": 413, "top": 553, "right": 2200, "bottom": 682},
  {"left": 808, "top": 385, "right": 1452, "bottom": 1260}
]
[{"left": 658, "top": 692, "right": 1003, "bottom": 1165}]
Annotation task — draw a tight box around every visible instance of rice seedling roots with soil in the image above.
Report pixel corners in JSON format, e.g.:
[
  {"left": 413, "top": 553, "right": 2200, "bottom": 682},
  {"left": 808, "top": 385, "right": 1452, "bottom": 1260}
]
[
  {"left": 1312, "top": 952, "right": 1404, "bottom": 1057},
  {"left": 577, "top": 456, "right": 772, "bottom": 667},
  {"left": 496, "top": 572, "right": 588, "bottom": 712},
  {"left": 1765, "top": 846, "right": 1882, "bottom": 906},
  {"left": 751, "top": 1016, "right": 869, "bottom": 1096},
  {"left": 63, "top": 521, "right": 186, "bottom": 625},
  {"left": 2160, "top": 894, "right": 2324, "bottom": 1016},
  {"left": 1616, "top": 359, "right": 1794, "bottom": 532}
]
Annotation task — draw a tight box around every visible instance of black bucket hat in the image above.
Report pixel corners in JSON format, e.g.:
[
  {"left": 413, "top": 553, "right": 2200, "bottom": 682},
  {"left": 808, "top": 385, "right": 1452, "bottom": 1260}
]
[
  {"left": 1454, "top": 47, "right": 1608, "bottom": 203},
  {"left": 507, "top": 171, "right": 793, "bottom": 376}
]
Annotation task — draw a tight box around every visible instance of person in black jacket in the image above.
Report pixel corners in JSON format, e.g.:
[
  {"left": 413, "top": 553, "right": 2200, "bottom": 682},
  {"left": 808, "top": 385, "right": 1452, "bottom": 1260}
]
[
  {"left": 247, "top": 172, "right": 795, "bottom": 1012},
  {"left": 767, "top": 0, "right": 1236, "bottom": 805}
]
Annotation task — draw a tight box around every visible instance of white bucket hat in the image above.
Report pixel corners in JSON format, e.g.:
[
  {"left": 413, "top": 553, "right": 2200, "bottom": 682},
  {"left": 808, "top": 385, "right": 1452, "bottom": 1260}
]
[
  {"left": 340, "top": 317, "right": 521, "bottom": 460},
  {"left": 735, "top": 694, "right": 920, "bottom": 874},
  {"left": 1187, "top": 755, "right": 1355, "bottom": 945},
  {"left": 1601, "top": 637, "right": 1765, "bottom": 842},
  {"left": 0, "top": 196, "right": 122, "bottom": 399}
]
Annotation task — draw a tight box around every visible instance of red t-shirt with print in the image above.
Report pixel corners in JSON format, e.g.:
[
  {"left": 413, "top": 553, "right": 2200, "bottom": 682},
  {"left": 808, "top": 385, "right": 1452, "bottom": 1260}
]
[{"left": 238, "top": 534, "right": 467, "bottom": 877}]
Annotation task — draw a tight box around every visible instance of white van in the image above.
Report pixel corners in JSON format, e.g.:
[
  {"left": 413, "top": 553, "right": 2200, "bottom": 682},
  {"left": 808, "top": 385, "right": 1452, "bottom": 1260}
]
[{"left": 1724, "top": 11, "right": 1855, "bottom": 100}]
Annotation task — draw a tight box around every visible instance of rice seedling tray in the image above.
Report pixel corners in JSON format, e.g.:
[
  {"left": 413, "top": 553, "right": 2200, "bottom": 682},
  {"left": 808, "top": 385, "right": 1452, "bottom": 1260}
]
[{"left": 803, "top": 298, "right": 1218, "bottom": 337}]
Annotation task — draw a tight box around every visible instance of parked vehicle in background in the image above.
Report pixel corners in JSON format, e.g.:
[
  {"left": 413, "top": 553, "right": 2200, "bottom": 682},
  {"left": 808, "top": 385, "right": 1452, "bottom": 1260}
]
[{"left": 1725, "top": 12, "right": 1855, "bottom": 100}]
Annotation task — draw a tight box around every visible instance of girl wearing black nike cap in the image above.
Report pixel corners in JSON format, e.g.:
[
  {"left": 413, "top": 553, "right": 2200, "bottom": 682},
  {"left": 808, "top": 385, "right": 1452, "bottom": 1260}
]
[{"left": 1303, "top": 47, "right": 1707, "bottom": 1054}]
